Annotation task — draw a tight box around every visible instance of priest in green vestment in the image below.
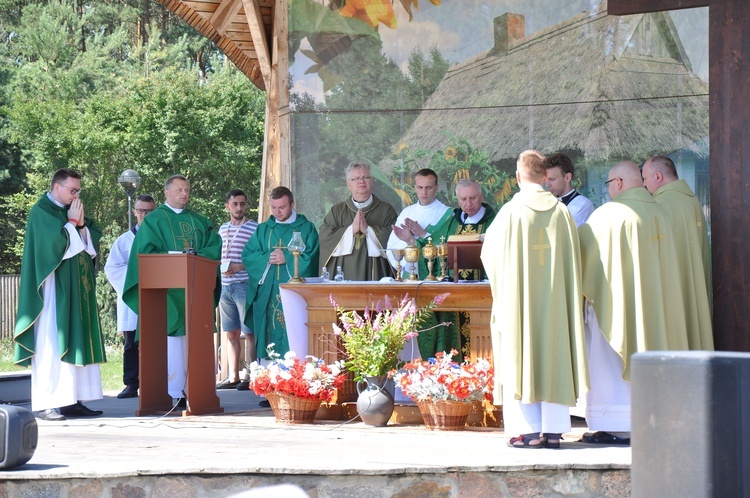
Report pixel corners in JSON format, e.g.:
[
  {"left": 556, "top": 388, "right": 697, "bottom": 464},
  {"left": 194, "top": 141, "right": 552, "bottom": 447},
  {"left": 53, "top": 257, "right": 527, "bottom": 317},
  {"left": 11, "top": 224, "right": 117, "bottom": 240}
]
[
  {"left": 643, "top": 155, "right": 713, "bottom": 350},
  {"left": 14, "top": 168, "right": 106, "bottom": 420},
  {"left": 242, "top": 187, "right": 320, "bottom": 360},
  {"left": 412, "top": 179, "right": 497, "bottom": 361},
  {"left": 319, "top": 162, "right": 397, "bottom": 281},
  {"left": 482, "top": 151, "right": 589, "bottom": 448},
  {"left": 122, "top": 175, "right": 221, "bottom": 400},
  {"left": 578, "top": 161, "right": 689, "bottom": 444}
]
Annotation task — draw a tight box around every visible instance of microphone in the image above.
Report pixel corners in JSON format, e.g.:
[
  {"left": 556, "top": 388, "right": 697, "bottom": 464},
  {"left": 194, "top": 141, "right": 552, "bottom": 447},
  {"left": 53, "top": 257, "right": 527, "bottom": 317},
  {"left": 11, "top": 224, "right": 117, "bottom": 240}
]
[{"left": 183, "top": 226, "right": 210, "bottom": 255}]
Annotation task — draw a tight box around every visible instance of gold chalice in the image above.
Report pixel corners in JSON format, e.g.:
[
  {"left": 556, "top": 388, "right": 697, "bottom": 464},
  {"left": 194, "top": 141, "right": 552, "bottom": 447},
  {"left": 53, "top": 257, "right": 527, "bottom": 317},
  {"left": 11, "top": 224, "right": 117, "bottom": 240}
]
[
  {"left": 436, "top": 236, "right": 449, "bottom": 281},
  {"left": 422, "top": 237, "right": 437, "bottom": 281},
  {"left": 404, "top": 243, "right": 421, "bottom": 281}
]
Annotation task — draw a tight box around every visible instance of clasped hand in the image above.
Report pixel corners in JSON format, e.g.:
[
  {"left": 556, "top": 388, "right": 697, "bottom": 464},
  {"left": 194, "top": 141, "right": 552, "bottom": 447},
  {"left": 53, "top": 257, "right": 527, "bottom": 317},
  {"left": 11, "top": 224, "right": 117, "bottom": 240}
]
[
  {"left": 351, "top": 209, "right": 369, "bottom": 234},
  {"left": 68, "top": 199, "right": 84, "bottom": 224},
  {"left": 269, "top": 248, "right": 286, "bottom": 265}
]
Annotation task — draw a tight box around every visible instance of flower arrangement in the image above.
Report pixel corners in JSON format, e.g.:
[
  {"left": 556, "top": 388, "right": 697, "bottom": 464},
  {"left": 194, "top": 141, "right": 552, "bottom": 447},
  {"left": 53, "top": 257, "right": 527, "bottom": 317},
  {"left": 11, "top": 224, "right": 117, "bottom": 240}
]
[
  {"left": 247, "top": 345, "right": 346, "bottom": 402},
  {"left": 392, "top": 349, "right": 494, "bottom": 403},
  {"left": 331, "top": 292, "right": 450, "bottom": 381}
]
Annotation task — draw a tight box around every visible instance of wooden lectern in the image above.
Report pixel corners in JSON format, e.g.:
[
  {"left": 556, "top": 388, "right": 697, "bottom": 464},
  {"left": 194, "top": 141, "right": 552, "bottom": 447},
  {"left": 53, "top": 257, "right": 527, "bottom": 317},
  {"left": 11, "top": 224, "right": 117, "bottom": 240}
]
[
  {"left": 136, "top": 253, "right": 223, "bottom": 416},
  {"left": 446, "top": 235, "right": 485, "bottom": 282}
]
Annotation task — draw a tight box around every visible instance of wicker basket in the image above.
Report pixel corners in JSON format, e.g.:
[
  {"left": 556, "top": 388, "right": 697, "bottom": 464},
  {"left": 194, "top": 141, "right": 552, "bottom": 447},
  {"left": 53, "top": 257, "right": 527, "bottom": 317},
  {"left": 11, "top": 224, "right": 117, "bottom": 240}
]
[
  {"left": 265, "top": 392, "right": 322, "bottom": 424},
  {"left": 417, "top": 399, "right": 472, "bottom": 431}
]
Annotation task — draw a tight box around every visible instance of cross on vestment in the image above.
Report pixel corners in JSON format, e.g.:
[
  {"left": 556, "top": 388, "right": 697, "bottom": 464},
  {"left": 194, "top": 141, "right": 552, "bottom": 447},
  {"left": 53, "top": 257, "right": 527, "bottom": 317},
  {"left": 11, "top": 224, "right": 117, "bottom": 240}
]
[
  {"left": 531, "top": 229, "right": 551, "bottom": 266},
  {"left": 610, "top": 0, "right": 750, "bottom": 350},
  {"left": 652, "top": 217, "right": 666, "bottom": 252}
]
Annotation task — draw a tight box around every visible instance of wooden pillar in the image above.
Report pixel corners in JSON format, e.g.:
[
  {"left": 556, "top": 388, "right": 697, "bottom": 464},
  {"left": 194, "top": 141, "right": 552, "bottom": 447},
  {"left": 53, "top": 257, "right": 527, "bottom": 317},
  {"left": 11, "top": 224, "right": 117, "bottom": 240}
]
[
  {"left": 258, "top": 0, "right": 290, "bottom": 220},
  {"left": 708, "top": 0, "right": 750, "bottom": 351}
]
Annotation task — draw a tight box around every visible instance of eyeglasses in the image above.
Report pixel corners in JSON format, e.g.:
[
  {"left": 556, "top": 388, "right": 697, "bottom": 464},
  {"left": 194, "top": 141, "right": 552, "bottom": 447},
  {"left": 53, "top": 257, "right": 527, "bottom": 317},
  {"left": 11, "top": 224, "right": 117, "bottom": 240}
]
[
  {"left": 66, "top": 187, "right": 82, "bottom": 195},
  {"left": 347, "top": 176, "right": 372, "bottom": 183},
  {"left": 135, "top": 209, "right": 154, "bottom": 215},
  {"left": 604, "top": 177, "right": 621, "bottom": 187}
]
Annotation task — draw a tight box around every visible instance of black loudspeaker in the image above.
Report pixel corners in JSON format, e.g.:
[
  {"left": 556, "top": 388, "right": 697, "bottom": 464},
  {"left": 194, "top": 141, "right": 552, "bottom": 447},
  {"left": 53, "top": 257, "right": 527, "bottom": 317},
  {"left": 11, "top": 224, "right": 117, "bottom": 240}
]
[
  {"left": 631, "top": 351, "right": 750, "bottom": 498},
  {"left": 0, "top": 405, "right": 38, "bottom": 470}
]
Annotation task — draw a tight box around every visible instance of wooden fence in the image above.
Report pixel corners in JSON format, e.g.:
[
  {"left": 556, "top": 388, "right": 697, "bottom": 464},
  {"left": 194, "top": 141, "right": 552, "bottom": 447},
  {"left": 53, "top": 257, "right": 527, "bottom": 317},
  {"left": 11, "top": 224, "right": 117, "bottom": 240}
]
[{"left": 0, "top": 275, "right": 20, "bottom": 341}]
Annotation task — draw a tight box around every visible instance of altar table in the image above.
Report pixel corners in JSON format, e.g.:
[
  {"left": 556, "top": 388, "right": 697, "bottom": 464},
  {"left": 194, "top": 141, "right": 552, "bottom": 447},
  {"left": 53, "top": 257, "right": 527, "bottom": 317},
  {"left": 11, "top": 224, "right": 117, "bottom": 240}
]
[{"left": 279, "top": 280, "right": 494, "bottom": 369}]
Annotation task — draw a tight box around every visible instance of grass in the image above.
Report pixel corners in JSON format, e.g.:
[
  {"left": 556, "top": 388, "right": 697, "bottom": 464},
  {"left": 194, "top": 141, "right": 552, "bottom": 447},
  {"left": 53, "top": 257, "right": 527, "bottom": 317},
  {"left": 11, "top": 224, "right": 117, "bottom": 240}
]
[{"left": 1, "top": 337, "right": 125, "bottom": 393}]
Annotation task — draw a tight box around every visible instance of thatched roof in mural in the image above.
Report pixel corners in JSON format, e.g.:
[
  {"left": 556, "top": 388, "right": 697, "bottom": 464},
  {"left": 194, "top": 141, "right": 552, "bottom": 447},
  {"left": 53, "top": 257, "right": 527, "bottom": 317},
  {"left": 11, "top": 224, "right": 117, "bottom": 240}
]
[
  {"left": 383, "top": 6, "right": 708, "bottom": 170},
  {"left": 155, "top": 0, "right": 275, "bottom": 90}
]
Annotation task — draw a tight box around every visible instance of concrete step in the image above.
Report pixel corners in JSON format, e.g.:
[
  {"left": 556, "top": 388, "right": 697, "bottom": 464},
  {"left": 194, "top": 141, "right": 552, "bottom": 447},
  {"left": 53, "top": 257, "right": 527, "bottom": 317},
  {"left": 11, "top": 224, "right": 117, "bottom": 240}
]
[{"left": 0, "top": 371, "right": 31, "bottom": 404}]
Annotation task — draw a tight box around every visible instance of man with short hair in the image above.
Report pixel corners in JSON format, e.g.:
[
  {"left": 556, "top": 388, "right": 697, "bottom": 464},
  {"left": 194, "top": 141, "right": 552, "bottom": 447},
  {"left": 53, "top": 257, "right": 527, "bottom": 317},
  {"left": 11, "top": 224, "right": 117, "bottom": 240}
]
[
  {"left": 544, "top": 153, "right": 594, "bottom": 227},
  {"left": 319, "top": 162, "right": 397, "bottom": 281},
  {"left": 123, "top": 175, "right": 222, "bottom": 407},
  {"left": 482, "top": 150, "right": 589, "bottom": 449},
  {"left": 104, "top": 194, "right": 157, "bottom": 399},
  {"left": 216, "top": 189, "right": 258, "bottom": 390},
  {"left": 411, "top": 179, "right": 497, "bottom": 360},
  {"left": 418, "top": 179, "right": 496, "bottom": 281},
  {"left": 242, "top": 187, "right": 319, "bottom": 363},
  {"left": 578, "top": 161, "right": 689, "bottom": 445},
  {"left": 387, "top": 168, "right": 450, "bottom": 275},
  {"left": 642, "top": 155, "right": 713, "bottom": 350},
  {"left": 14, "top": 168, "right": 106, "bottom": 421}
]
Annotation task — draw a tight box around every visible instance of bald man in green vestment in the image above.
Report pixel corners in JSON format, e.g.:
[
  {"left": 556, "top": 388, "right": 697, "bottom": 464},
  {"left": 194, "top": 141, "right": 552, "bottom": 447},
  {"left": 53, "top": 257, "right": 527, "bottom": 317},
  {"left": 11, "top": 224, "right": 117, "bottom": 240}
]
[
  {"left": 318, "top": 162, "right": 397, "bottom": 281},
  {"left": 482, "top": 150, "right": 589, "bottom": 449},
  {"left": 123, "top": 175, "right": 222, "bottom": 403},
  {"left": 13, "top": 168, "right": 106, "bottom": 421},
  {"left": 642, "top": 155, "right": 713, "bottom": 351},
  {"left": 579, "top": 161, "right": 689, "bottom": 445}
]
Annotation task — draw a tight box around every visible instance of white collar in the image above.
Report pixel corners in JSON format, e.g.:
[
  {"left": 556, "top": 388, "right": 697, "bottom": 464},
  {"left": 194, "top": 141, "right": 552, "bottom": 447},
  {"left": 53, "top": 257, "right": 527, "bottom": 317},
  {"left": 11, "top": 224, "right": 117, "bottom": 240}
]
[
  {"left": 462, "top": 205, "right": 487, "bottom": 224},
  {"left": 46, "top": 192, "right": 65, "bottom": 208},
  {"left": 277, "top": 211, "right": 298, "bottom": 224},
  {"left": 352, "top": 196, "right": 373, "bottom": 209},
  {"left": 165, "top": 202, "right": 184, "bottom": 214}
]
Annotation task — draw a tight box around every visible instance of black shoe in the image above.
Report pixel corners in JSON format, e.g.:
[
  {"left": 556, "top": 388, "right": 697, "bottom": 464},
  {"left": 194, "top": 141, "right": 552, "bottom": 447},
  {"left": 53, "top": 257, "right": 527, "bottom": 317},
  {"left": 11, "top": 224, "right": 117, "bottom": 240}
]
[
  {"left": 176, "top": 397, "right": 187, "bottom": 409},
  {"left": 259, "top": 399, "right": 271, "bottom": 408},
  {"left": 216, "top": 378, "right": 240, "bottom": 390},
  {"left": 236, "top": 380, "right": 250, "bottom": 391},
  {"left": 59, "top": 401, "right": 103, "bottom": 417},
  {"left": 117, "top": 385, "right": 139, "bottom": 399},
  {"left": 37, "top": 408, "right": 66, "bottom": 421},
  {"left": 581, "top": 431, "right": 630, "bottom": 445}
]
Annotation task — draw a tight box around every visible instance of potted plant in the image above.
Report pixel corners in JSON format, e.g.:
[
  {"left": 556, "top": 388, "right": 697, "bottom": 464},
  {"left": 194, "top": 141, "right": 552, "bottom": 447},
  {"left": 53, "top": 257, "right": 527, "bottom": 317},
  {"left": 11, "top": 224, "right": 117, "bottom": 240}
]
[
  {"left": 392, "top": 349, "right": 494, "bottom": 430},
  {"left": 331, "top": 292, "right": 450, "bottom": 426},
  {"left": 247, "top": 345, "right": 346, "bottom": 424}
]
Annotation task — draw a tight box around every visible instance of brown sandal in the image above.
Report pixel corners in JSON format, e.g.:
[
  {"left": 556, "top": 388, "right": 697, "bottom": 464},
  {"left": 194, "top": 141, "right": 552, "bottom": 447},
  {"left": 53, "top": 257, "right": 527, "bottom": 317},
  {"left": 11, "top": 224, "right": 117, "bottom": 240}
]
[{"left": 507, "top": 433, "right": 543, "bottom": 449}]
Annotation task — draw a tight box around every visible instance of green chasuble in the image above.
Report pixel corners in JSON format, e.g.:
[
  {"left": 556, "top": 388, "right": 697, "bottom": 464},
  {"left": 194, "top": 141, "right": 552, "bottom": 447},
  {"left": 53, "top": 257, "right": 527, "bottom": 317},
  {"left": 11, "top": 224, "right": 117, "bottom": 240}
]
[
  {"left": 579, "top": 187, "right": 689, "bottom": 381},
  {"left": 242, "top": 214, "right": 320, "bottom": 359},
  {"left": 652, "top": 180, "right": 713, "bottom": 350},
  {"left": 413, "top": 203, "right": 496, "bottom": 362},
  {"left": 481, "top": 188, "right": 589, "bottom": 406},
  {"left": 122, "top": 204, "right": 221, "bottom": 337},
  {"left": 416, "top": 203, "right": 497, "bottom": 280},
  {"left": 318, "top": 195, "right": 397, "bottom": 281},
  {"left": 14, "top": 194, "right": 105, "bottom": 367}
]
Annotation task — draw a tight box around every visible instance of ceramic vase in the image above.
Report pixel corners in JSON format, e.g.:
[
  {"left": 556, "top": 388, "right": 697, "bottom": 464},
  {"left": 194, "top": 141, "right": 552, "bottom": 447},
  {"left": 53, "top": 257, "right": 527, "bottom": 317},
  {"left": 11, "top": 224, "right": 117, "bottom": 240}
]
[{"left": 356, "top": 375, "right": 395, "bottom": 427}]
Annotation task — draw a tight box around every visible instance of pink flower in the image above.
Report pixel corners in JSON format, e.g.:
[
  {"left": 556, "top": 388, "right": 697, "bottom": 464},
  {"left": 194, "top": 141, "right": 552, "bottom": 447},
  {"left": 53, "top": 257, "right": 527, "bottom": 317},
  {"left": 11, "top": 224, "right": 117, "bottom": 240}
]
[
  {"left": 329, "top": 293, "right": 338, "bottom": 308},
  {"left": 433, "top": 292, "right": 450, "bottom": 305}
]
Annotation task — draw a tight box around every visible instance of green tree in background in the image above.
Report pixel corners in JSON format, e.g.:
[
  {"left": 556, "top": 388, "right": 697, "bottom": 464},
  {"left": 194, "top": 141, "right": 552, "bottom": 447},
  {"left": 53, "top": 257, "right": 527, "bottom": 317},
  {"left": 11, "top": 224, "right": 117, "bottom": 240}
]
[{"left": 0, "top": 0, "right": 266, "bottom": 342}]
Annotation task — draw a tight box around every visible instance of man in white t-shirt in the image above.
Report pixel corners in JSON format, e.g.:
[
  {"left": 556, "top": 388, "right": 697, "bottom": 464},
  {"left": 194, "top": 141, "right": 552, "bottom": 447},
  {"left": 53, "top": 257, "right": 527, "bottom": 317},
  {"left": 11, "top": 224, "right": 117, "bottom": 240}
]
[
  {"left": 104, "top": 194, "right": 156, "bottom": 399},
  {"left": 544, "top": 153, "right": 594, "bottom": 227},
  {"left": 387, "top": 168, "right": 450, "bottom": 275}
]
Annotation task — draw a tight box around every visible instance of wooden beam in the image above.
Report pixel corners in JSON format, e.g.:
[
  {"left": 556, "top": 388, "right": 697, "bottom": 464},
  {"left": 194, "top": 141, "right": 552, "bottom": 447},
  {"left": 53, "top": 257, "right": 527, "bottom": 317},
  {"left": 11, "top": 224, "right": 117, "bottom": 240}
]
[
  {"left": 210, "top": 0, "right": 243, "bottom": 35},
  {"left": 241, "top": 0, "right": 272, "bottom": 91},
  {"left": 708, "top": 0, "right": 750, "bottom": 351},
  {"left": 608, "top": 0, "right": 707, "bottom": 16},
  {"left": 258, "top": 0, "right": 288, "bottom": 220}
]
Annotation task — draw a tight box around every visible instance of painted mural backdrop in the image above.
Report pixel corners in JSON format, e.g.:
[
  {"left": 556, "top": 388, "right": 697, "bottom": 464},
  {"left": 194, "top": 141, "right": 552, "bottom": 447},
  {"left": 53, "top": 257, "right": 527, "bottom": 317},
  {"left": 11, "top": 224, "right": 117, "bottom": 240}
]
[{"left": 288, "top": 0, "right": 709, "bottom": 230}]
